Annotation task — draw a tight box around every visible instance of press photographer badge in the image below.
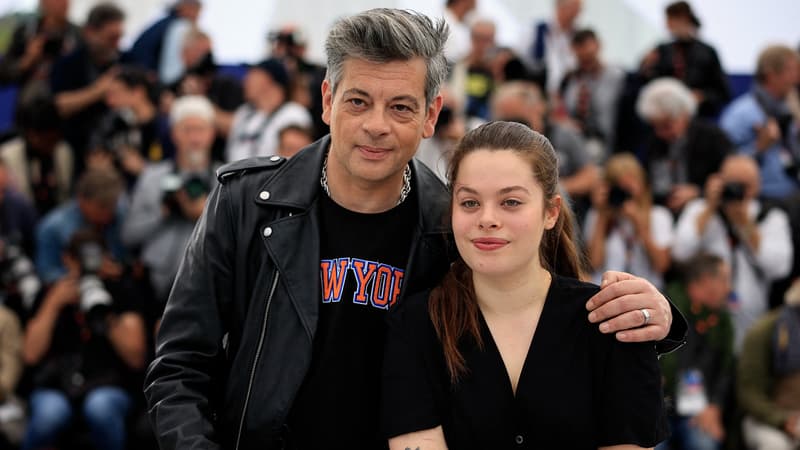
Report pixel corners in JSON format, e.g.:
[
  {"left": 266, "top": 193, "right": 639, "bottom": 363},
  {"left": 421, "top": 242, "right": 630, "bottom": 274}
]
[{"left": 676, "top": 368, "right": 708, "bottom": 416}]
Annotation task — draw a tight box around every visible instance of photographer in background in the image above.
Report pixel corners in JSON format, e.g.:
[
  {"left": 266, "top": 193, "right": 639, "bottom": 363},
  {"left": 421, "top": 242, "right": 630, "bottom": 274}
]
[
  {"left": 21, "top": 229, "right": 146, "bottom": 450},
  {"left": 87, "top": 67, "right": 160, "bottom": 187},
  {"left": 0, "top": 0, "right": 79, "bottom": 98},
  {"left": 122, "top": 96, "right": 218, "bottom": 311},
  {"left": 673, "top": 155, "right": 793, "bottom": 351},
  {"left": 584, "top": 152, "right": 674, "bottom": 290},
  {"left": 267, "top": 25, "right": 327, "bottom": 138},
  {"left": 658, "top": 253, "right": 734, "bottom": 450},
  {"left": 738, "top": 278, "right": 800, "bottom": 450},
  {"left": 0, "top": 95, "right": 73, "bottom": 216},
  {"left": 636, "top": 77, "right": 732, "bottom": 216},
  {"left": 35, "top": 169, "right": 126, "bottom": 285}
]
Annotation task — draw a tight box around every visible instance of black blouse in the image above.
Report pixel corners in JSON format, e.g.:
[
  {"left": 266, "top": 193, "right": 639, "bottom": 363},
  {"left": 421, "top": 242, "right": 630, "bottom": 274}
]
[{"left": 381, "top": 274, "right": 668, "bottom": 449}]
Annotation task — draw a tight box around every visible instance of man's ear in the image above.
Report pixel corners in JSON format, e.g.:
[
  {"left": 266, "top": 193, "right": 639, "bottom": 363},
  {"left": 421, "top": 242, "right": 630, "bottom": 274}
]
[
  {"left": 321, "top": 79, "right": 333, "bottom": 126},
  {"left": 422, "top": 93, "right": 444, "bottom": 139}
]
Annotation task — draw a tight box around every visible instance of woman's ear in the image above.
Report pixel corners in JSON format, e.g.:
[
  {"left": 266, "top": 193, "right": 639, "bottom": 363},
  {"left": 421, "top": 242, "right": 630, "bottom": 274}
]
[{"left": 545, "top": 195, "right": 562, "bottom": 230}]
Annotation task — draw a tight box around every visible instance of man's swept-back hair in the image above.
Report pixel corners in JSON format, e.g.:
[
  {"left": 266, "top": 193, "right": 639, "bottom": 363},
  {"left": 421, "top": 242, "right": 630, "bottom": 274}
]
[{"left": 324, "top": 8, "right": 449, "bottom": 106}]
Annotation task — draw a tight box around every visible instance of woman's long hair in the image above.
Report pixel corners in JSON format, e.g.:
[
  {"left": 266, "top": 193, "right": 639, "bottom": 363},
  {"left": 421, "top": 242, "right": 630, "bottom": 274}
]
[{"left": 429, "top": 121, "right": 589, "bottom": 383}]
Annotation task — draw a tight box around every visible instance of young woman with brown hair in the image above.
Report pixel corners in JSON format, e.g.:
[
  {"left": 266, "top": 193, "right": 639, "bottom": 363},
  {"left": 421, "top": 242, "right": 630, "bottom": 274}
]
[{"left": 381, "top": 121, "right": 667, "bottom": 450}]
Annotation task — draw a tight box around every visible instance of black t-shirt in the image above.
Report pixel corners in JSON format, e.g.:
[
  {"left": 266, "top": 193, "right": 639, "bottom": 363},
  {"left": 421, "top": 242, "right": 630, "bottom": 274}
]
[
  {"left": 286, "top": 189, "right": 417, "bottom": 449},
  {"left": 381, "top": 274, "right": 668, "bottom": 450}
]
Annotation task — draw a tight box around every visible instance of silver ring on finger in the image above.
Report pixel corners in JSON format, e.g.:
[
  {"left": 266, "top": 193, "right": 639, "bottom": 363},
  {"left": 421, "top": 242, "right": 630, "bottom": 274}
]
[{"left": 640, "top": 308, "right": 651, "bottom": 326}]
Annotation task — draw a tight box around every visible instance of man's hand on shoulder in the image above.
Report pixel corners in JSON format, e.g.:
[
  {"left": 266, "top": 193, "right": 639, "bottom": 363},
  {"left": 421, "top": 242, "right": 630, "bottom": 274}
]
[{"left": 585, "top": 271, "right": 672, "bottom": 343}]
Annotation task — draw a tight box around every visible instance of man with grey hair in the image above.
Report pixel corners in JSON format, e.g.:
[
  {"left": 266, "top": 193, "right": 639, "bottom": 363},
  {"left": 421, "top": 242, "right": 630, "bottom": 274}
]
[
  {"left": 122, "top": 95, "right": 219, "bottom": 307},
  {"left": 144, "top": 9, "right": 684, "bottom": 450},
  {"left": 637, "top": 77, "right": 732, "bottom": 214}
]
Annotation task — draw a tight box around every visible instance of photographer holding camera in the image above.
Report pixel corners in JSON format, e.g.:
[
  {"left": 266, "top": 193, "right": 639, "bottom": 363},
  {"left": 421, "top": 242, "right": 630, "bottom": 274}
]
[
  {"left": 21, "top": 229, "right": 146, "bottom": 450},
  {"left": 35, "top": 169, "right": 126, "bottom": 285},
  {"left": 122, "top": 95, "right": 219, "bottom": 307},
  {"left": 0, "top": 0, "right": 79, "bottom": 98},
  {"left": 86, "top": 67, "right": 160, "bottom": 187},
  {"left": 673, "top": 155, "right": 793, "bottom": 351},
  {"left": 584, "top": 152, "right": 674, "bottom": 290}
]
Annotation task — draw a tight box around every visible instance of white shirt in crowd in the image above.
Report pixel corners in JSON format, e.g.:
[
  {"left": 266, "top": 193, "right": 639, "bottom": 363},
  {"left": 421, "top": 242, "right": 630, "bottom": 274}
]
[
  {"left": 442, "top": 7, "right": 472, "bottom": 64},
  {"left": 583, "top": 205, "right": 674, "bottom": 291},
  {"left": 226, "top": 102, "right": 312, "bottom": 162},
  {"left": 672, "top": 198, "right": 793, "bottom": 352}
]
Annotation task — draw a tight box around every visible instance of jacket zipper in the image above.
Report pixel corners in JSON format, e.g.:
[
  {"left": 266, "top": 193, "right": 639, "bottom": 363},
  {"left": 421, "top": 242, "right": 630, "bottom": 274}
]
[{"left": 234, "top": 270, "right": 281, "bottom": 450}]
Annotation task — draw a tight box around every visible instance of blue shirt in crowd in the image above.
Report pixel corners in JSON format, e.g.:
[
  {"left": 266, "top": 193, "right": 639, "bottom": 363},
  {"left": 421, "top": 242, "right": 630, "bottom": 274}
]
[
  {"left": 35, "top": 200, "right": 127, "bottom": 284},
  {"left": 720, "top": 86, "right": 800, "bottom": 200}
]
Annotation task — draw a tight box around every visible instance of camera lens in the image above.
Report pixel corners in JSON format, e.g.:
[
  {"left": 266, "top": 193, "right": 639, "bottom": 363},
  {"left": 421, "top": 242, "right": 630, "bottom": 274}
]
[{"left": 721, "top": 182, "right": 745, "bottom": 203}]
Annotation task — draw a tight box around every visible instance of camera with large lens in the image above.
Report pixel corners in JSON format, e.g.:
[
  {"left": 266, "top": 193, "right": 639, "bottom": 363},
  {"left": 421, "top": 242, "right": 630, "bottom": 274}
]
[
  {"left": 720, "top": 182, "right": 746, "bottom": 203},
  {"left": 77, "top": 242, "right": 112, "bottom": 337},
  {"left": 42, "top": 33, "right": 64, "bottom": 57},
  {"left": 161, "top": 172, "right": 211, "bottom": 217},
  {"left": 608, "top": 185, "right": 632, "bottom": 208},
  {"left": 96, "top": 108, "right": 141, "bottom": 159},
  {"left": 0, "top": 234, "right": 41, "bottom": 310}
]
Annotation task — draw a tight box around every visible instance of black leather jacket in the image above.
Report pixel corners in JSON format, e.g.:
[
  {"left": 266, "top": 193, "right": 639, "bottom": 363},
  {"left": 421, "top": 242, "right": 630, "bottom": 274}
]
[{"left": 144, "top": 136, "right": 455, "bottom": 450}]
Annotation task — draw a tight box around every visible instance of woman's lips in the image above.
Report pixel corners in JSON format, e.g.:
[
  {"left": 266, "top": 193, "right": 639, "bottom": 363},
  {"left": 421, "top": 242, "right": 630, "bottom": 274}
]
[{"left": 472, "top": 238, "right": 509, "bottom": 251}]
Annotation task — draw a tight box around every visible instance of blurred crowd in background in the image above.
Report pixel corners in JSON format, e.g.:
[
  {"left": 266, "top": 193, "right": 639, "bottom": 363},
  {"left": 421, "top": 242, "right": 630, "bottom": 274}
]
[{"left": 0, "top": 0, "right": 798, "bottom": 449}]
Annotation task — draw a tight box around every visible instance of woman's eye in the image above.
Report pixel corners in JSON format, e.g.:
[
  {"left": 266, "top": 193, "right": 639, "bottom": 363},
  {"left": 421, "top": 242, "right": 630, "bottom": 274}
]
[
  {"left": 461, "top": 200, "right": 479, "bottom": 208},
  {"left": 503, "top": 199, "right": 522, "bottom": 207}
]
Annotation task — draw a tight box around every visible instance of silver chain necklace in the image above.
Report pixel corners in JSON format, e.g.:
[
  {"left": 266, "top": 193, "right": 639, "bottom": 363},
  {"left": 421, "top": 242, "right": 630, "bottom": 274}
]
[{"left": 320, "top": 154, "right": 412, "bottom": 206}]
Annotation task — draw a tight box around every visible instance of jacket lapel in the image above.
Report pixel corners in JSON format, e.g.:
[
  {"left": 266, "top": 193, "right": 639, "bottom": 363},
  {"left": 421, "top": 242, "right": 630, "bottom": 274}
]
[{"left": 254, "top": 138, "right": 329, "bottom": 340}]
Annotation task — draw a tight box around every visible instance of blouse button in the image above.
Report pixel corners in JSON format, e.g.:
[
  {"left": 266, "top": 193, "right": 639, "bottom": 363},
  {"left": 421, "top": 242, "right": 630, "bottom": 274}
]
[
  {"left": 263, "top": 227, "right": 273, "bottom": 237},
  {"left": 515, "top": 434, "right": 524, "bottom": 445},
  {"left": 259, "top": 191, "right": 271, "bottom": 200}
]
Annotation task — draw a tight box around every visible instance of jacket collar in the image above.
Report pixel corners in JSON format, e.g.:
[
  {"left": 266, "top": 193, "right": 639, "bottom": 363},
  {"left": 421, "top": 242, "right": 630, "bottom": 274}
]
[{"left": 253, "top": 135, "right": 329, "bottom": 210}]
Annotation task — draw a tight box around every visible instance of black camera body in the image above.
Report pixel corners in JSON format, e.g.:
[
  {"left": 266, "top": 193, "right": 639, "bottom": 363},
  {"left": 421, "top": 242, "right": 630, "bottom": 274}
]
[
  {"left": 721, "top": 182, "right": 746, "bottom": 203},
  {"left": 42, "top": 33, "right": 64, "bottom": 57},
  {"left": 608, "top": 185, "right": 632, "bottom": 208},
  {"left": 161, "top": 172, "right": 211, "bottom": 217}
]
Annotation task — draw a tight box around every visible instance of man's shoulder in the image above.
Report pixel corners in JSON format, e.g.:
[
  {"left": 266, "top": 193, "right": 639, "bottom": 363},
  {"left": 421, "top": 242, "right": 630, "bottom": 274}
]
[
  {"left": 38, "top": 201, "right": 77, "bottom": 232},
  {"left": 216, "top": 155, "right": 289, "bottom": 184}
]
